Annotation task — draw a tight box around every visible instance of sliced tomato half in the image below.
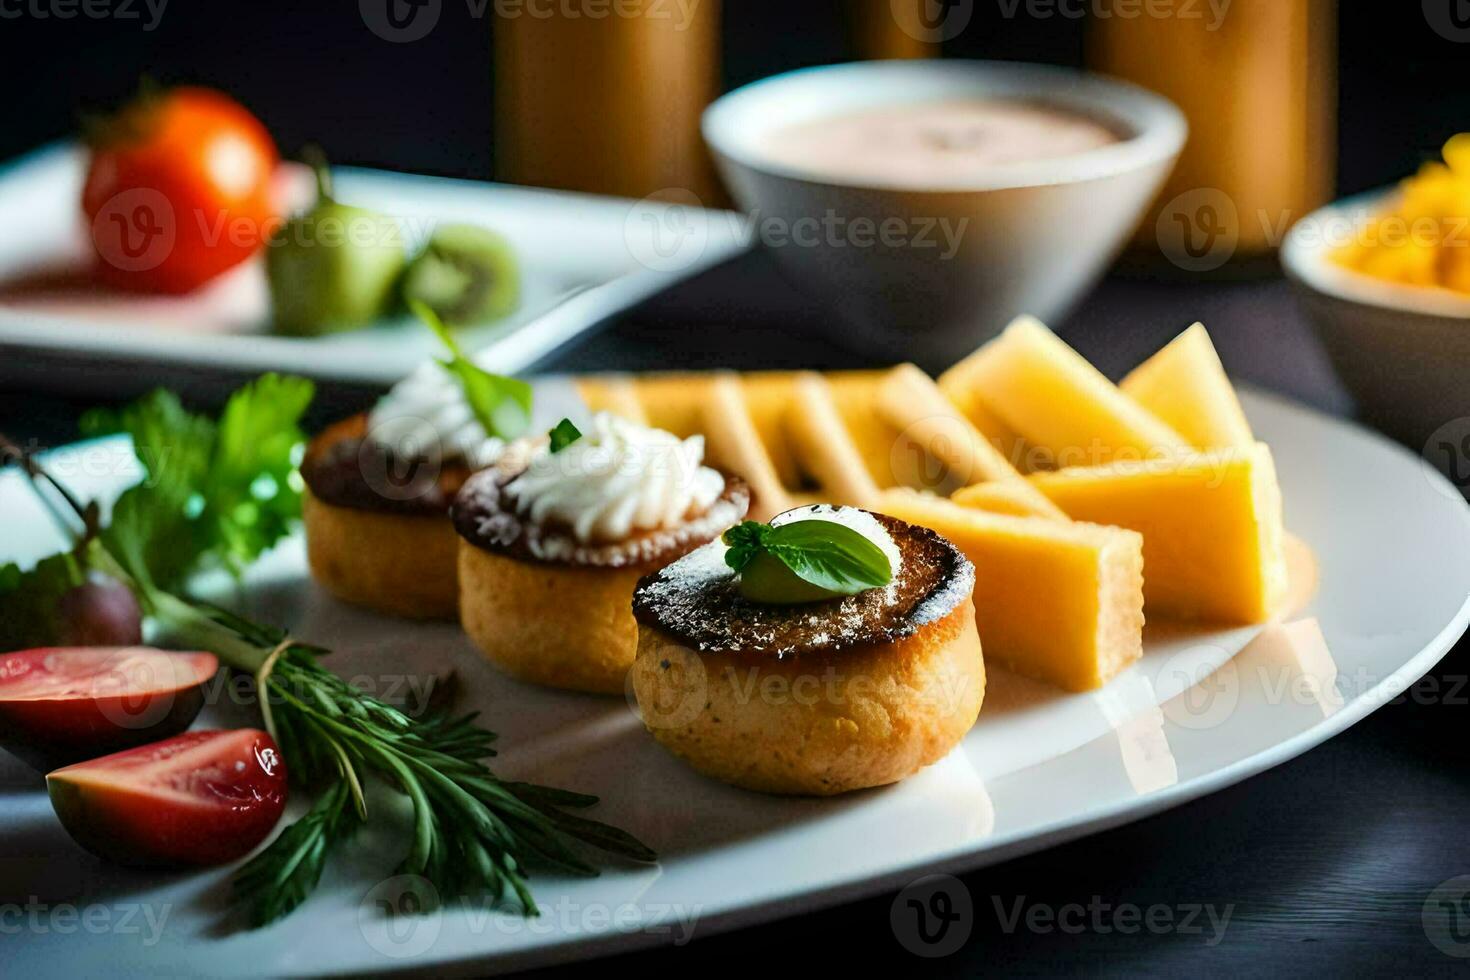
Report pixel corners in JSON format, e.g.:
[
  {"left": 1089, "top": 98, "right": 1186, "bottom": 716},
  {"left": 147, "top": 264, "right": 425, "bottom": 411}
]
[
  {"left": 47, "top": 728, "right": 287, "bottom": 867},
  {"left": 0, "top": 647, "right": 218, "bottom": 771}
]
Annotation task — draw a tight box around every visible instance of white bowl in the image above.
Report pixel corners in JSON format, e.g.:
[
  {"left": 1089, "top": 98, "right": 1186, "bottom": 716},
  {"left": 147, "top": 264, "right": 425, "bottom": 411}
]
[
  {"left": 1282, "top": 190, "right": 1470, "bottom": 457},
  {"left": 702, "top": 60, "right": 1186, "bottom": 367}
]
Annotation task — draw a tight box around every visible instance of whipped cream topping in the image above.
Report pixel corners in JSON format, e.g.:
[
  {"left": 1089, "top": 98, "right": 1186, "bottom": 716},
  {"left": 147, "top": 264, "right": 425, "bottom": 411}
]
[
  {"left": 367, "top": 361, "right": 510, "bottom": 469},
  {"left": 505, "top": 413, "right": 725, "bottom": 544}
]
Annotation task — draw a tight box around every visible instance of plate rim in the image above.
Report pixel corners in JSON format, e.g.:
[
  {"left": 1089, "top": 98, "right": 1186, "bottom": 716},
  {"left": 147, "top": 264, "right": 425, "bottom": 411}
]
[{"left": 6, "top": 388, "right": 1470, "bottom": 977}]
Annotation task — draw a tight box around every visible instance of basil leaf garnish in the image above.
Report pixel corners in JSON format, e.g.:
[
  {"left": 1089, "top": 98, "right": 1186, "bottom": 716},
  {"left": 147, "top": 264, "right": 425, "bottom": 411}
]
[
  {"left": 412, "top": 300, "right": 533, "bottom": 440},
  {"left": 762, "top": 520, "right": 892, "bottom": 594},
  {"left": 723, "top": 517, "right": 892, "bottom": 600}
]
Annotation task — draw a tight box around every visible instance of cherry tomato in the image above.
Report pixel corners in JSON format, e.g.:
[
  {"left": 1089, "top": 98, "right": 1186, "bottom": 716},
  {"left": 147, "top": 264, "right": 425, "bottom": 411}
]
[{"left": 82, "top": 87, "right": 278, "bottom": 294}]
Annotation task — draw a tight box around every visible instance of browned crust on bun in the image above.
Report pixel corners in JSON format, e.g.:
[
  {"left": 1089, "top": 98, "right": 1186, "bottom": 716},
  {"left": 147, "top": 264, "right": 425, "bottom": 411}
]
[
  {"left": 452, "top": 467, "right": 750, "bottom": 570},
  {"left": 631, "top": 599, "right": 985, "bottom": 795},
  {"left": 632, "top": 509, "right": 975, "bottom": 658},
  {"left": 301, "top": 413, "right": 472, "bottom": 518},
  {"left": 302, "top": 488, "right": 460, "bottom": 619}
]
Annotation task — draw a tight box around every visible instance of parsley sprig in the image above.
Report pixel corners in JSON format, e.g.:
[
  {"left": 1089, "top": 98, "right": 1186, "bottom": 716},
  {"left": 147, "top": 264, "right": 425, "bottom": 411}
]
[{"left": 548, "top": 418, "right": 582, "bottom": 453}]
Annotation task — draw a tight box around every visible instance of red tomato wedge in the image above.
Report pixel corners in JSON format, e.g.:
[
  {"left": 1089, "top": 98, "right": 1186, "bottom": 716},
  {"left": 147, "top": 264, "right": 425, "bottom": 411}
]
[
  {"left": 47, "top": 729, "right": 287, "bottom": 867},
  {"left": 0, "top": 647, "right": 218, "bottom": 771}
]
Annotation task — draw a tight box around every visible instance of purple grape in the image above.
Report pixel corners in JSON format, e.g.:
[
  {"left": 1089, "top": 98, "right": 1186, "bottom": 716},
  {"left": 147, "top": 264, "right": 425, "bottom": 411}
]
[{"left": 55, "top": 575, "right": 143, "bottom": 647}]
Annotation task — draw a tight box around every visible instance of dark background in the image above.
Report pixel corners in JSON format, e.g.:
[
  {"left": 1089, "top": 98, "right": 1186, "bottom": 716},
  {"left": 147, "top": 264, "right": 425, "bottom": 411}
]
[
  {"left": 0, "top": 1, "right": 1465, "bottom": 197},
  {"left": 3, "top": 3, "right": 1470, "bottom": 978}
]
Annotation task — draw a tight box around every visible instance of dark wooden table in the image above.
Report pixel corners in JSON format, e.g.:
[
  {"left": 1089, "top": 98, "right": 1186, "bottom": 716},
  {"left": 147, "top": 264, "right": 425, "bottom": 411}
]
[{"left": 3, "top": 251, "right": 1467, "bottom": 977}]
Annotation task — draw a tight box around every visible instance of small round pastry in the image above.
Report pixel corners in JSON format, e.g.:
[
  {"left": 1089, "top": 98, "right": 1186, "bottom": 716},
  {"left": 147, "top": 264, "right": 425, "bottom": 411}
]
[
  {"left": 300, "top": 361, "right": 523, "bottom": 620},
  {"left": 453, "top": 414, "right": 750, "bottom": 695},
  {"left": 630, "top": 505, "right": 983, "bottom": 796}
]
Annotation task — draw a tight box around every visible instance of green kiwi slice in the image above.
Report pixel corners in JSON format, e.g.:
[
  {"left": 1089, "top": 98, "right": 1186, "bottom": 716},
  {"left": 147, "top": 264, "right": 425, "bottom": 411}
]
[{"left": 401, "top": 223, "right": 520, "bottom": 327}]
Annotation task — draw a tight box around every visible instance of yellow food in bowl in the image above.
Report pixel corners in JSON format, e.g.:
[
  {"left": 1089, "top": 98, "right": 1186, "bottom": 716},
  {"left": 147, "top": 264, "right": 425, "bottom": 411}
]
[{"left": 1331, "top": 134, "right": 1470, "bottom": 292}]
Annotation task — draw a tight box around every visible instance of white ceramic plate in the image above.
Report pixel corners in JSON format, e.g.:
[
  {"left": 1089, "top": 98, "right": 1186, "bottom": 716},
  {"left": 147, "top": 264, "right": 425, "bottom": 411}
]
[
  {"left": 3, "top": 388, "right": 1469, "bottom": 976},
  {"left": 0, "top": 146, "right": 748, "bottom": 386}
]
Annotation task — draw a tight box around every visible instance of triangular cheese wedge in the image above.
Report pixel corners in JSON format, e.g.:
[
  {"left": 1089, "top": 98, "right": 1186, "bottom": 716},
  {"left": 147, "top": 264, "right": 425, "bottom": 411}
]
[
  {"left": 1120, "top": 323, "right": 1255, "bottom": 450},
  {"left": 945, "top": 316, "right": 1189, "bottom": 467},
  {"left": 875, "top": 364, "right": 1066, "bottom": 519},
  {"left": 1023, "top": 443, "right": 1288, "bottom": 623}
]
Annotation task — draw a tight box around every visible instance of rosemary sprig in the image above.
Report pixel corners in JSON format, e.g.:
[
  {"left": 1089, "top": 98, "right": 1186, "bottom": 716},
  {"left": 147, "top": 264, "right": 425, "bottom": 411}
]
[{"left": 142, "top": 565, "right": 657, "bottom": 926}]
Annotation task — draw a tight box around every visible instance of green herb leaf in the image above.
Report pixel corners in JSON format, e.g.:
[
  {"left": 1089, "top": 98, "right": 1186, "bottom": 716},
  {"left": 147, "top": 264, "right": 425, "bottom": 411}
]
[
  {"left": 764, "top": 520, "right": 893, "bottom": 595},
  {"left": 725, "top": 517, "right": 892, "bottom": 601},
  {"left": 411, "top": 300, "right": 532, "bottom": 440},
  {"left": 233, "top": 777, "right": 361, "bottom": 929},
  {"left": 548, "top": 418, "right": 582, "bottom": 453},
  {"left": 80, "top": 374, "right": 314, "bottom": 590},
  {"left": 0, "top": 551, "right": 83, "bottom": 652},
  {"left": 722, "top": 520, "right": 772, "bottom": 573}
]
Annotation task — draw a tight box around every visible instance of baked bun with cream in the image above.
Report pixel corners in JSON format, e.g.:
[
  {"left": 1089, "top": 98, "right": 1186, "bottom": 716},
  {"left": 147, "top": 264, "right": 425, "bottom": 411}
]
[
  {"left": 300, "top": 359, "right": 529, "bottom": 619},
  {"left": 453, "top": 413, "right": 749, "bottom": 695},
  {"left": 630, "top": 504, "right": 984, "bottom": 796}
]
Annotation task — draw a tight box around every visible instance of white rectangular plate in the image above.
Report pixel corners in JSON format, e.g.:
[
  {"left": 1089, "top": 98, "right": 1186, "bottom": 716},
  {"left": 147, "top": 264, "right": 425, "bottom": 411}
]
[
  {"left": 0, "top": 146, "right": 748, "bottom": 384},
  {"left": 3, "top": 389, "right": 1469, "bottom": 976}
]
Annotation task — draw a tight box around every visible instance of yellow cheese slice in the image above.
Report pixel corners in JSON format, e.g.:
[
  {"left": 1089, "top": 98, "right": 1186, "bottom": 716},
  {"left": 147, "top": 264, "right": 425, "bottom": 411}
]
[
  {"left": 824, "top": 371, "right": 922, "bottom": 491},
  {"left": 876, "top": 364, "right": 1066, "bottom": 518},
  {"left": 627, "top": 373, "right": 716, "bottom": 438},
  {"left": 877, "top": 489, "right": 1145, "bottom": 692},
  {"left": 700, "top": 373, "right": 793, "bottom": 521},
  {"left": 951, "top": 481, "right": 1062, "bottom": 519},
  {"left": 948, "top": 316, "right": 1189, "bottom": 466},
  {"left": 1024, "top": 443, "right": 1288, "bottom": 623},
  {"left": 937, "top": 356, "right": 1040, "bottom": 471},
  {"left": 1120, "top": 323, "right": 1256, "bottom": 450},
  {"left": 575, "top": 376, "right": 647, "bottom": 423},
  {"left": 739, "top": 372, "right": 805, "bottom": 491},
  {"left": 784, "top": 373, "right": 883, "bottom": 508}
]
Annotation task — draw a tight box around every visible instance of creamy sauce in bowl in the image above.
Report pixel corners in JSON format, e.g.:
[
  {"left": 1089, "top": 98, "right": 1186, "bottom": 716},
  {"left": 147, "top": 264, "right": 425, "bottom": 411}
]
[{"left": 760, "top": 99, "right": 1124, "bottom": 187}]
